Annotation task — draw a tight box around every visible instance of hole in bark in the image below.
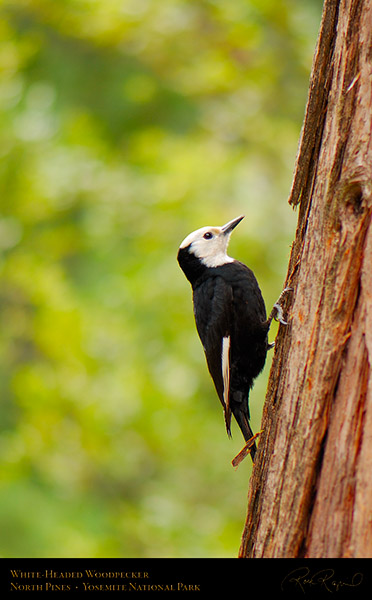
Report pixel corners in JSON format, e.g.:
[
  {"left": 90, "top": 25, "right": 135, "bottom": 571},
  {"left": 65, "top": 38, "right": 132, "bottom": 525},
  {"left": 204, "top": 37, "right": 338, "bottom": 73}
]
[{"left": 344, "top": 181, "right": 364, "bottom": 215}]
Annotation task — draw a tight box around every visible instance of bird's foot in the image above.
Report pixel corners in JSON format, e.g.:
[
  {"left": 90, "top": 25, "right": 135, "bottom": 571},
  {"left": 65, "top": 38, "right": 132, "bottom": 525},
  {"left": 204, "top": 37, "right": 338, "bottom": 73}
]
[
  {"left": 267, "top": 287, "right": 293, "bottom": 327},
  {"left": 231, "top": 430, "right": 263, "bottom": 468},
  {"left": 273, "top": 302, "right": 287, "bottom": 325}
]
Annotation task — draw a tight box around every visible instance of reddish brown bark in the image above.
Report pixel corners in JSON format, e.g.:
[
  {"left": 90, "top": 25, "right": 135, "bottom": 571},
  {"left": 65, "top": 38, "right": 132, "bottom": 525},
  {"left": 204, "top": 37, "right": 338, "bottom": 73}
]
[{"left": 240, "top": 0, "right": 372, "bottom": 558}]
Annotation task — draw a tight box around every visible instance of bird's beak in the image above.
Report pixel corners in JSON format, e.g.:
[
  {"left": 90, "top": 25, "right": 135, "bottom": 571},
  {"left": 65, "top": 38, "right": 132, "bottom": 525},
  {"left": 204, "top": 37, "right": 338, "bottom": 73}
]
[{"left": 221, "top": 215, "right": 245, "bottom": 235}]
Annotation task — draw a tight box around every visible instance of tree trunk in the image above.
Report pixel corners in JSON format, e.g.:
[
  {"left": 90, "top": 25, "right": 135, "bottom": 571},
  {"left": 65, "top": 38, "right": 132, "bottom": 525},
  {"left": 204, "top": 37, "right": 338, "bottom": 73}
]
[{"left": 240, "top": 0, "right": 372, "bottom": 558}]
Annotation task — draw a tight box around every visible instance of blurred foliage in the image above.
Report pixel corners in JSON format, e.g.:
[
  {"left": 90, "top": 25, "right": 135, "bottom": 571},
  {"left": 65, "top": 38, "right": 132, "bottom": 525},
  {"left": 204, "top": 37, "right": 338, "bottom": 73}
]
[{"left": 0, "top": 0, "right": 322, "bottom": 557}]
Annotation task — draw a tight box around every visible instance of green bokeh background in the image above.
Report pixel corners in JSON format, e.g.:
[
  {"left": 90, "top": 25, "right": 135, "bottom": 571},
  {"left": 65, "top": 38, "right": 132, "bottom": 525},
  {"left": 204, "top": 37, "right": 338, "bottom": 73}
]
[{"left": 0, "top": 0, "right": 322, "bottom": 557}]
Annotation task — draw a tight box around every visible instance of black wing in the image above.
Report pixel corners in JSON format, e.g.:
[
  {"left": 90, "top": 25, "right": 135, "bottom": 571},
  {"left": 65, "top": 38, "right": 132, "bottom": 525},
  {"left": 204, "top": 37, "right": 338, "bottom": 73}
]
[{"left": 192, "top": 276, "right": 233, "bottom": 434}]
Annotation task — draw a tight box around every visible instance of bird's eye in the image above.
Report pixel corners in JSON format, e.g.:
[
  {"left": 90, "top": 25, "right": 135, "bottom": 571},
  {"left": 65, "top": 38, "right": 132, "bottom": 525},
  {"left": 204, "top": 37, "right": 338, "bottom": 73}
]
[{"left": 203, "top": 232, "right": 213, "bottom": 240}]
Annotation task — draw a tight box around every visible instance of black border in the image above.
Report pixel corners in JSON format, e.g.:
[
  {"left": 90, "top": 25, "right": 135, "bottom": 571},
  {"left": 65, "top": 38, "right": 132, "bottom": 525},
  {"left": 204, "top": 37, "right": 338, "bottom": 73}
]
[{"left": 1, "top": 557, "right": 370, "bottom": 596}]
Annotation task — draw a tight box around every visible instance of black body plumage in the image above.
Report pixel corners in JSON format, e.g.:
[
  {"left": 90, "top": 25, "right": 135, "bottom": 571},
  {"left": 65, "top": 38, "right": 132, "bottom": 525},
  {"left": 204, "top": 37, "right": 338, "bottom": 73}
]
[{"left": 177, "top": 216, "right": 271, "bottom": 461}]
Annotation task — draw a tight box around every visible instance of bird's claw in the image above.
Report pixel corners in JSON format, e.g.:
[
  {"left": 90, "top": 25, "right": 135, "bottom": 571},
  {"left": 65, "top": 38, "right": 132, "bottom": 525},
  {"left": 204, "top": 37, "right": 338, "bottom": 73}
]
[
  {"left": 268, "top": 286, "right": 293, "bottom": 327},
  {"left": 273, "top": 303, "right": 287, "bottom": 325}
]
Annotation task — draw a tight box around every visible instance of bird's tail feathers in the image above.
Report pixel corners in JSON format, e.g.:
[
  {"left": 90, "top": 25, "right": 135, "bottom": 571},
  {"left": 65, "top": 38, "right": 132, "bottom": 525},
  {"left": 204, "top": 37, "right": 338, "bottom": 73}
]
[
  {"left": 222, "top": 390, "right": 257, "bottom": 460},
  {"left": 231, "top": 401, "right": 257, "bottom": 461},
  {"left": 234, "top": 408, "right": 255, "bottom": 443}
]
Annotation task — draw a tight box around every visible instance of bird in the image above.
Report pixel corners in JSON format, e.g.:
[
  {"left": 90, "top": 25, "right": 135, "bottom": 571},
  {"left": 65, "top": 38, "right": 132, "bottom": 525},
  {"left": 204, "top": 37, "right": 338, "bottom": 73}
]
[{"left": 177, "top": 215, "right": 290, "bottom": 464}]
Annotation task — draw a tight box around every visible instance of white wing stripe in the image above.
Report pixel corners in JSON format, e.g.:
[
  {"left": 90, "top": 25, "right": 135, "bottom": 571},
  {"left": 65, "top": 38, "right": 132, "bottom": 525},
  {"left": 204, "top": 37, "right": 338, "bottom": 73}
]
[{"left": 222, "top": 336, "right": 230, "bottom": 411}]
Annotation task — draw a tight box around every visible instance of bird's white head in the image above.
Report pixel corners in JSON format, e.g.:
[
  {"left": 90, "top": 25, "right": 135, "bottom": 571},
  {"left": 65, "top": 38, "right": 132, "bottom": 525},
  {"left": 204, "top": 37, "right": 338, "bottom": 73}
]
[{"left": 179, "top": 215, "right": 244, "bottom": 268}]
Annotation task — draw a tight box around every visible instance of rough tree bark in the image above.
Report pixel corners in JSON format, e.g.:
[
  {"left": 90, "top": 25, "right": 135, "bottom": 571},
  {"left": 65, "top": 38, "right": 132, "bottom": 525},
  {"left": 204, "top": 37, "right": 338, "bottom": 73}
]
[{"left": 240, "top": 0, "right": 372, "bottom": 558}]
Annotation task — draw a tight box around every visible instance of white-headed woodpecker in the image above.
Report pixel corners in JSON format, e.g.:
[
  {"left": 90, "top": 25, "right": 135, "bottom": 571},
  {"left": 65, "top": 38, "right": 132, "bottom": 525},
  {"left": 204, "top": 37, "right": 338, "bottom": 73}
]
[{"left": 177, "top": 216, "right": 289, "bottom": 463}]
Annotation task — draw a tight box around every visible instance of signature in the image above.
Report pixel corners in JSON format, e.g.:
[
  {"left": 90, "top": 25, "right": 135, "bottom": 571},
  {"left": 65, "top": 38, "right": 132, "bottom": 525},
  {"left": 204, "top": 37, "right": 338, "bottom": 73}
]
[{"left": 281, "top": 567, "right": 363, "bottom": 594}]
